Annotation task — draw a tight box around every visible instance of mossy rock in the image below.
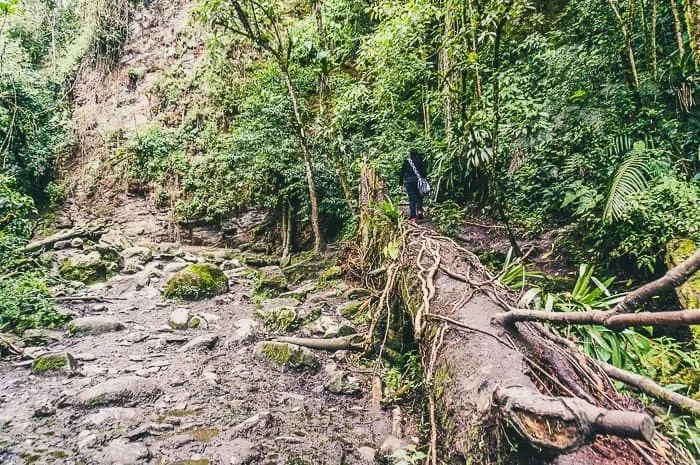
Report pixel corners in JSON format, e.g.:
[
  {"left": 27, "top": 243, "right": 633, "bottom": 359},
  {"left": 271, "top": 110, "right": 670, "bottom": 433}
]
[
  {"left": 253, "top": 341, "right": 318, "bottom": 369},
  {"left": 253, "top": 266, "right": 288, "bottom": 297},
  {"left": 282, "top": 257, "right": 328, "bottom": 285},
  {"left": 340, "top": 301, "right": 362, "bottom": 319},
  {"left": 59, "top": 252, "right": 109, "bottom": 284},
  {"left": 320, "top": 265, "right": 342, "bottom": 281},
  {"left": 31, "top": 352, "right": 76, "bottom": 375},
  {"left": 665, "top": 239, "right": 700, "bottom": 341},
  {"left": 255, "top": 307, "right": 298, "bottom": 332},
  {"left": 164, "top": 264, "right": 229, "bottom": 301}
]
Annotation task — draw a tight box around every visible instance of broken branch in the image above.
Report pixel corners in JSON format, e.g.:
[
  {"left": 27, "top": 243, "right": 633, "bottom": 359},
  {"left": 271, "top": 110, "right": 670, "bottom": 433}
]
[
  {"left": 271, "top": 334, "right": 364, "bottom": 351},
  {"left": 598, "top": 361, "right": 700, "bottom": 417},
  {"left": 492, "top": 308, "right": 700, "bottom": 329},
  {"left": 494, "top": 385, "right": 655, "bottom": 452}
]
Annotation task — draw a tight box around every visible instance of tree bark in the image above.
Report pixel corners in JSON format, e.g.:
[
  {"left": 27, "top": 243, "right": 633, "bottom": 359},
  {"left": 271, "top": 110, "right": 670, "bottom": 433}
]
[
  {"left": 685, "top": 0, "right": 700, "bottom": 66},
  {"left": 21, "top": 223, "right": 107, "bottom": 254},
  {"left": 283, "top": 72, "right": 323, "bottom": 255},
  {"left": 608, "top": 0, "right": 640, "bottom": 88},
  {"left": 494, "top": 386, "right": 655, "bottom": 451},
  {"left": 670, "top": 0, "right": 686, "bottom": 57}
]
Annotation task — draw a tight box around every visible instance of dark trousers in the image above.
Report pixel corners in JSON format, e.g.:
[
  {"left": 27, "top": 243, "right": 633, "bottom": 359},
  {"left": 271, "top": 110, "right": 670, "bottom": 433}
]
[{"left": 405, "top": 176, "right": 423, "bottom": 219}]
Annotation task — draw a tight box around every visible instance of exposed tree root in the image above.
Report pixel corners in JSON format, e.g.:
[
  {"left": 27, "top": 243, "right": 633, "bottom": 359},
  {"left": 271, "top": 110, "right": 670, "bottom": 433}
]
[
  {"left": 21, "top": 222, "right": 109, "bottom": 254},
  {"left": 493, "top": 308, "right": 700, "bottom": 329},
  {"left": 271, "top": 334, "right": 364, "bottom": 351}
]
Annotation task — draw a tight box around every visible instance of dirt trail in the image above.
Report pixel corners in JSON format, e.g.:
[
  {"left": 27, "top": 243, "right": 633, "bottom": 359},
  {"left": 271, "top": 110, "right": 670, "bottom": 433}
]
[{"left": 0, "top": 204, "right": 389, "bottom": 464}]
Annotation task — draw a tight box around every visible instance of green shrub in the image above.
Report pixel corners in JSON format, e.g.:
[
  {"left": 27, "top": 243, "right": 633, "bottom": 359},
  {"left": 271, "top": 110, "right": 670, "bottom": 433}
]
[{"left": 0, "top": 274, "right": 68, "bottom": 333}]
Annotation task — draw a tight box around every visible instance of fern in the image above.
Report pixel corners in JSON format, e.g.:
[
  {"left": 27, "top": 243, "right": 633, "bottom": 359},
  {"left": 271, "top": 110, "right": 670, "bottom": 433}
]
[{"left": 602, "top": 152, "right": 651, "bottom": 222}]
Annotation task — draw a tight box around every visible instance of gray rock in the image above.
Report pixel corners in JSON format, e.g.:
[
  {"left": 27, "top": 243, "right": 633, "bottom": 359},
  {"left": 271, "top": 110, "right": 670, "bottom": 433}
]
[
  {"left": 379, "top": 436, "right": 413, "bottom": 456},
  {"left": 120, "top": 246, "right": 153, "bottom": 274},
  {"left": 157, "top": 242, "right": 184, "bottom": 256},
  {"left": 279, "top": 282, "right": 317, "bottom": 300},
  {"left": 99, "top": 230, "right": 133, "bottom": 252},
  {"left": 77, "top": 430, "right": 98, "bottom": 450},
  {"left": 325, "top": 370, "right": 362, "bottom": 395},
  {"left": 178, "top": 334, "right": 219, "bottom": 352},
  {"left": 231, "top": 411, "right": 271, "bottom": 434},
  {"left": 53, "top": 239, "right": 71, "bottom": 250},
  {"left": 71, "top": 237, "right": 84, "bottom": 248},
  {"left": 74, "top": 376, "right": 160, "bottom": 408},
  {"left": 164, "top": 262, "right": 188, "bottom": 274},
  {"left": 217, "top": 438, "right": 259, "bottom": 465},
  {"left": 83, "top": 407, "right": 143, "bottom": 426},
  {"left": 168, "top": 308, "right": 191, "bottom": 329},
  {"left": 232, "top": 319, "right": 259, "bottom": 343},
  {"left": 356, "top": 446, "right": 377, "bottom": 464},
  {"left": 101, "top": 439, "right": 149, "bottom": 465},
  {"left": 67, "top": 317, "right": 125, "bottom": 336},
  {"left": 260, "top": 297, "right": 300, "bottom": 313}
]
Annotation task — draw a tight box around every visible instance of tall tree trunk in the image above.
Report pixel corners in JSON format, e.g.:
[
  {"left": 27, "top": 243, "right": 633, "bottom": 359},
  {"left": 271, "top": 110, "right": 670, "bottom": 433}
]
[
  {"left": 439, "top": 1, "right": 453, "bottom": 143},
  {"left": 283, "top": 71, "right": 323, "bottom": 255},
  {"left": 608, "top": 0, "right": 640, "bottom": 88},
  {"left": 468, "top": 0, "right": 483, "bottom": 101},
  {"left": 670, "top": 0, "right": 686, "bottom": 57},
  {"left": 684, "top": 0, "right": 700, "bottom": 65},
  {"left": 652, "top": 0, "right": 658, "bottom": 80}
]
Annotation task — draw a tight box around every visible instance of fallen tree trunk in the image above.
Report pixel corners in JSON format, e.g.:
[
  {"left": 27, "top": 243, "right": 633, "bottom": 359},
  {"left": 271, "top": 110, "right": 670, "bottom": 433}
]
[
  {"left": 392, "top": 231, "right": 686, "bottom": 464},
  {"left": 355, "top": 165, "right": 693, "bottom": 465}
]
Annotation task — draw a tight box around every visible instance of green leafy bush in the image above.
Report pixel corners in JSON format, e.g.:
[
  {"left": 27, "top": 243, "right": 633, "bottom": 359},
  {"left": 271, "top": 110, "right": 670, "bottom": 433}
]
[{"left": 0, "top": 274, "right": 68, "bottom": 333}]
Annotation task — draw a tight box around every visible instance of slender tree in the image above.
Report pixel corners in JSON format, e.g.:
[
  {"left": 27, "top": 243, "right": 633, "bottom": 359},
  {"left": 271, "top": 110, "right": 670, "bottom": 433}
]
[{"left": 199, "top": 0, "right": 323, "bottom": 254}]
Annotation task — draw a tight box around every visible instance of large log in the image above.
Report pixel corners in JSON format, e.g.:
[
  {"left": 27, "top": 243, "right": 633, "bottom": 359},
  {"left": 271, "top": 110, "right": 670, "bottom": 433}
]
[{"left": 390, "top": 229, "right": 691, "bottom": 465}]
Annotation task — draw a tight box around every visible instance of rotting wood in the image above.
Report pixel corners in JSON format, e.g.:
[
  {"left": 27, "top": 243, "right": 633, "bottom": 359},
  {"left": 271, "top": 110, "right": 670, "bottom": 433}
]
[
  {"left": 494, "top": 385, "right": 655, "bottom": 451},
  {"left": 599, "top": 361, "right": 700, "bottom": 417}
]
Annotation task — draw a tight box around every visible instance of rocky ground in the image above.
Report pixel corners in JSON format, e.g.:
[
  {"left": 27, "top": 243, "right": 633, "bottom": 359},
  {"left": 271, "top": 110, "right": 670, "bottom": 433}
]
[{"left": 0, "top": 218, "right": 401, "bottom": 465}]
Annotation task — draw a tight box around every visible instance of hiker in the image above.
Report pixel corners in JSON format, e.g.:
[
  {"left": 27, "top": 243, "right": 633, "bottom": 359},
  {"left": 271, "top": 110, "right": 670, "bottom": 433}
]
[{"left": 399, "top": 148, "right": 427, "bottom": 223}]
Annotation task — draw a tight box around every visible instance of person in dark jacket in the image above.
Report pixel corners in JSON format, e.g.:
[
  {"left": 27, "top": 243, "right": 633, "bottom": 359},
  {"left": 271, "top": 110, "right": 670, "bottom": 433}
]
[{"left": 399, "top": 148, "right": 427, "bottom": 222}]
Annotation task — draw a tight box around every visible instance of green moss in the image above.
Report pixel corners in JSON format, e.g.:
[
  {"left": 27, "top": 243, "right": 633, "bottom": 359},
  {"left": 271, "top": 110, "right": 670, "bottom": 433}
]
[
  {"left": 253, "top": 266, "right": 289, "bottom": 297},
  {"left": 86, "top": 393, "right": 106, "bottom": 408},
  {"left": 320, "top": 265, "right": 342, "bottom": 281},
  {"left": 58, "top": 252, "right": 108, "bottom": 284},
  {"left": 340, "top": 301, "right": 361, "bottom": 319},
  {"left": 188, "top": 316, "right": 201, "bottom": 328},
  {"left": 164, "top": 264, "right": 228, "bottom": 301},
  {"left": 255, "top": 341, "right": 318, "bottom": 369},
  {"left": 31, "top": 354, "right": 67, "bottom": 374},
  {"left": 19, "top": 452, "right": 41, "bottom": 464},
  {"left": 255, "top": 306, "right": 297, "bottom": 332},
  {"left": 50, "top": 451, "right": 68, "bottom": 459},
  {"left": 665, "top": 239, "right": 700, "bottom": 341}
]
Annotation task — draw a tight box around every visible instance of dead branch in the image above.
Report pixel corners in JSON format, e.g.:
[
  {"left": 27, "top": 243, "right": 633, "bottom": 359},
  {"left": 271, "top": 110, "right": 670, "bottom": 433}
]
[
  {"left": 492, "top": 308, "right": 700, "bottom": 329},
  {"left": 494, "top": 386, "right": 655, "bottom": 451},
  {"left": 611, "top": 249, "right": 700, "bottom": 314},
  {"left": 598, "top": 361, "right": 700, "bottom": 417},
  {"left": 21, "top": 222, "right": 108, "bottom": 254},
  {"left": 271, "top": 334, "right": 364, "bottom": 351}
]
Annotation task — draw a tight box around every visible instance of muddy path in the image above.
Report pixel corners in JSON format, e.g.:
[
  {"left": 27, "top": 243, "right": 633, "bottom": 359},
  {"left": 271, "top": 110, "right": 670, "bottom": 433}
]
[{"left": 0, "top": 229, "right": 390, "bottom": 464}]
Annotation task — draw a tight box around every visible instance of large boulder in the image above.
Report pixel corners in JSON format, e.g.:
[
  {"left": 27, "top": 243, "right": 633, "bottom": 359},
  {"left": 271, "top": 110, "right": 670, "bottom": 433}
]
[
  {"left": 253, "top": 341, "right": 318, "bottom": 369},
  {"left": 59, "top": 252, "right": 110, "bottom": 284},
  {"left": 163, "top": 264, "right": 229, "bottom": 301}
]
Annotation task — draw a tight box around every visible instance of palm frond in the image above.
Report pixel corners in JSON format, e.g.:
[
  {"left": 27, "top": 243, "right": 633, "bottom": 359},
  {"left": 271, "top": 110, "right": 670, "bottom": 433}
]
[{"left": 602, "top": 152, "right": 651, "bottom": 222}]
